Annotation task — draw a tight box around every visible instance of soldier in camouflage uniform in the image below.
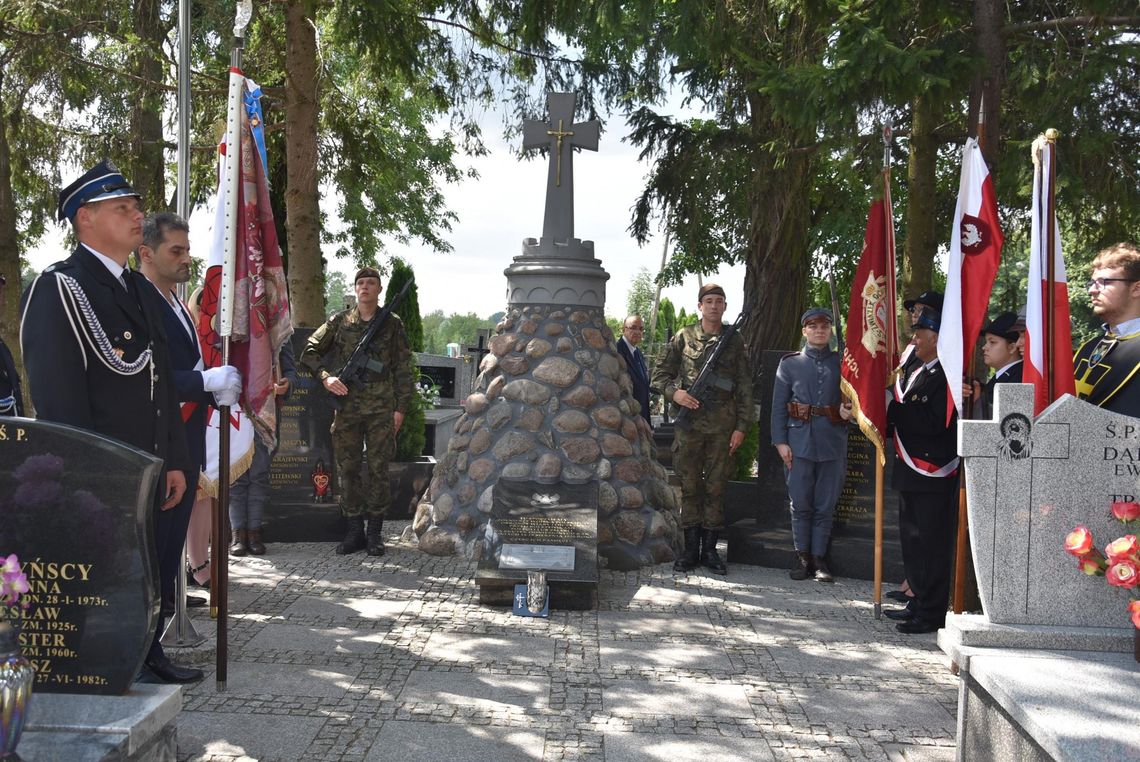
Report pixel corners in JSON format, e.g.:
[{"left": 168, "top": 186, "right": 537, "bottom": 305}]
[
  {"left": 652, "top": 283, "right": 755, "bottom": 575},
  {"left": 301, "top": 267, "right": 413, "bottom": 556}
]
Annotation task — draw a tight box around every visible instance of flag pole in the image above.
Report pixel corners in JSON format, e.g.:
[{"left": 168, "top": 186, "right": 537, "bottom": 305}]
[
  {"left": 1044, "top": 128, "right": 1059, "bottom": 403},
  {"left": 952, "top": 95, "right": 986, "bottom": 615},
  {"left": 213, "top": 0, "right": 253, "bottom": 693},
  {"left": 873, "top": 123, "right": 895, "bottom": 621}
]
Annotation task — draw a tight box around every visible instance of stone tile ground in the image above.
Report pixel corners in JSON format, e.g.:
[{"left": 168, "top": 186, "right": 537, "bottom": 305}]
[{"left": 172, "top": 522, "right": 957, "bottom": 761}]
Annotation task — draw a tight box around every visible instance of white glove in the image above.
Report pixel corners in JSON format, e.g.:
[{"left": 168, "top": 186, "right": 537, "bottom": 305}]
[
  {"left": 212, "top": 382, "right": 241, "bottom": 408},
  {"left": 201, "top": 365, "right": 241, "bottom": 393}
]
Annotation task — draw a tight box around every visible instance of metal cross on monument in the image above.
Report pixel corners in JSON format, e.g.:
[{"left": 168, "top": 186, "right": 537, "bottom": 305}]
[{"left": 522, "top": 92, "right": 600, "bottom": 243}]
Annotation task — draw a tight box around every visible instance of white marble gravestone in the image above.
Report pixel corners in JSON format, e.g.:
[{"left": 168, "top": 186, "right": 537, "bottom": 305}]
[{"left": 960, "top": 383, "right": 1139, "bottom": 630}]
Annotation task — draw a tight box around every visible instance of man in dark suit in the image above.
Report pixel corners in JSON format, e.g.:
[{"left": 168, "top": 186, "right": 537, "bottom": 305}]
[
  {"left": 0, "top": 273, "right": 24, "bottom": 417},
  {"left": 886, "top": 306, "right": 960, "bottom": 634},
  {"left": 617, "top": 314, "right": 652, "bottom": 425},
  {"left": 137, "top": 212, "right": 240, "bottom": 617},
  {"left": 20, "top": 161, "right": 200, "bottom": 683}
]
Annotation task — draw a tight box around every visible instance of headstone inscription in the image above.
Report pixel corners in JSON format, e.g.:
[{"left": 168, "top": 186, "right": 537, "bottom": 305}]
[
  {"left": 265, "top": 328, "right": 339, "bottom": 541},
  {"left": 0, "top": 418, "right": 163, "bottom": 695},
  {"left": 727, "top": 349, "right": 904, "bottom": 581},
  {"left": 960, "top": 383, "right": 1139, "bottom": 630},
  {"left": 475, "top": 478, "right": 598, "bottom": 610}
]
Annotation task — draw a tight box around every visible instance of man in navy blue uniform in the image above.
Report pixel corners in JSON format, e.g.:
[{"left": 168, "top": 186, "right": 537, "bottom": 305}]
[
  {"left": 137, "top": 212, "right": 241, "bottom": 619},
  {"left": 20, "top": 161, "right": 200, "bottom": 682},
  {"left": 617, "top": 314, "right": 652, "bottom": 425},
  {"left": 886, "top": 306, "right": 960, "bottom": 634},
  {"left": 771, "top": 308, "right": 852, "bottom": 582}
]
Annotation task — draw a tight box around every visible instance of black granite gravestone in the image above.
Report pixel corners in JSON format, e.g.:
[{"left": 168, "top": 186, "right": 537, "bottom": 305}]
[
  {"left": 728, "top": 350, "right": 904, "bottom": 581},
  {"left": 264, "top": 329, "right": 340, "bottom": 541},
  {"left": 475, "top": 479, "right": 598, "bottom": 609},
  {"left": 0, "top": 418, "right": 162, "bottom": 695}
]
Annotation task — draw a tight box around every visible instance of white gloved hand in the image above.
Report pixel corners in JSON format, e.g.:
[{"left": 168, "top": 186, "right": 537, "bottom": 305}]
[
  {"left": 213, "top": 382, "right": 241, "bottom": 408},
  {"left": 201, "top": 365, "right": 241, "bottom": 393}
]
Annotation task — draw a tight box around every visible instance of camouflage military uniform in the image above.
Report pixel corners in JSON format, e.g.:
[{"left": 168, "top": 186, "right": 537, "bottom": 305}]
[
  {"left": 301, "top": 309, "right": 413, "bottom": 519},
  {"left": 652, "top": 323, "right": 755, "bottom": 530}
]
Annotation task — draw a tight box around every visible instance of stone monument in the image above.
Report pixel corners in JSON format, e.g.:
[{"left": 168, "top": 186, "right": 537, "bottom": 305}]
[
  {"left": 938, "top": 384, "right": 1140, "bottom": 762},
  {"left": 413, "top": 92, "right": 680, "bottom": 571},
  {"left": 0, "top": 417, "right": 163, "bottom": 695}
]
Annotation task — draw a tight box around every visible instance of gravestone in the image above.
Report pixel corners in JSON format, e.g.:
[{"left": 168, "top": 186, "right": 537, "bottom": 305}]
[
  {"left": 264, "top": 328, "right": 340, "bottom": 541},
  {"left": 727, "top": 349, "right": 904, "bottom": 581},
  {"left": 415, "top": 352, "right": 475, "bottom": 407},
  {"left": 475, "top": 478, "right": 598, "bottom": 609},
  {"left": 0, "top": 417, "right": 163, "bottom": 695},
  {"left": 959, "top": 383, "right": 1138, "bottom": 630}
]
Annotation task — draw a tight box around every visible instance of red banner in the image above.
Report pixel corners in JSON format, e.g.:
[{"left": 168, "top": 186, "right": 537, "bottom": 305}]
[{"left": 841, "top": 196, "right": 896, "bottom": 463}]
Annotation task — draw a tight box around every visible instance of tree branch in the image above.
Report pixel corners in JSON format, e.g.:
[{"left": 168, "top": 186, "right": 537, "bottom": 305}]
[
  {"left": 415, "top": 16, "right": 582, "bottom": 66},
  {"left": 1003, "top": 15, "right": 1140, "bottom": 35}
]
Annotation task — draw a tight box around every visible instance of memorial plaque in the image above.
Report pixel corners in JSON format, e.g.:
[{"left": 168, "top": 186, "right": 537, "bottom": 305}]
[
  {"left": 476, "top": 478, "right": 598, "bottom": 609},
  {"left": 728, "top": 350, "right": 904, "bottom": 581},
  {"left": 961, "top": 384, "right": 1140, "bottom": 629},
  {"left": 0, "top": 418, "right": 163, "bottom": 695},
  {"left": 264, "top": 328, "right": 340, "bottom": 541}
]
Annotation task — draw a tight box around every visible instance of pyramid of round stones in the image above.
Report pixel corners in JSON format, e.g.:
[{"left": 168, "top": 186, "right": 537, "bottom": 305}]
[{"left": 413, "top": 305, "right": 681, "bottom": 570}]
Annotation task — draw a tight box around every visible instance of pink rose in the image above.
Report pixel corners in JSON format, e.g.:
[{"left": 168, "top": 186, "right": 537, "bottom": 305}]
[
  {"left": 1129, "top": 600, "right": 1140, "bottom": 630},
  {"left": 1106, "top": 558, "right": 1140, "bottom": 590},
  {"left": 1105, "top": 535, "right": 1139, "bottom": 562},
  {"left": 1064, "top": 526, "right": 1095, "bottom": 557},
  {"left": 1077, "top": 555, "right": 1104, "bottom": 575},
  {"left": 1112, "top": 501, "right": 1140, "bottom": 523}
]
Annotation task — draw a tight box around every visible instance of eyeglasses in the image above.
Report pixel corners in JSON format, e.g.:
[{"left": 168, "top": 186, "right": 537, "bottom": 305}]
[{"left": 1086, "top": 278, "right": 1137, "bottom": 291}]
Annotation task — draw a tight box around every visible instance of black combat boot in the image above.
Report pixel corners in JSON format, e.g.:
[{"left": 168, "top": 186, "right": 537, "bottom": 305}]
[
  {"left": 673, "top": 526, "right": 701, "bottom": 572},
  {"left": 366, "top": 518, "right": 385, "bottom": 557},
  {"left": 336, "top": 516, "right": 366, "bottom": 555},
  {"left": 229, "top": 529, "right": 249, "bottom": 557},
  {"left": 813, "top": 555, "right": 834, "bottom": 583},
  {"left": 700, "top": 528, "right": 727, "bottom": 575},
  {"left": 247, "top": 529, "right": 266, "bottom": 556},
  {"left": 789, "top": 551, "right": 812, "bottom": 581}
]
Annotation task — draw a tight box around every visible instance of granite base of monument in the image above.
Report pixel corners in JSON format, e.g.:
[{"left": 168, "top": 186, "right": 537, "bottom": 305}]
[
  {"left": 18, "top": 684, "right": 180, "bottom": 762},
  {"left": 475, "top": 479, "right": 598, "bottom": 610}
]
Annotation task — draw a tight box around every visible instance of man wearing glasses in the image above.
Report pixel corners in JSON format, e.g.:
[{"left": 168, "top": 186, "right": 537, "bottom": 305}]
[
  {"left": 617, "top": 315, "right": 652, "bottom": 425},
  {"left": 1074, "top": 242, "right": 1140, "bottom": 417}
]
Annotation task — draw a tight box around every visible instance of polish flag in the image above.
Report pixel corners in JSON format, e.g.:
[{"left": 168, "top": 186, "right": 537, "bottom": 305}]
[
  {"left": 1022, "top": 135, "right": 1075, "bottom": 414},
  {"left": 937, "top": 139, "right": 1003, "bottom": 423}
]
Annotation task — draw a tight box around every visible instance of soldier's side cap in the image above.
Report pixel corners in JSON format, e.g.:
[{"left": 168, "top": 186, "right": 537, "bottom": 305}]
[
  {"left": 354, "top": 267, "right": 381, "bottom": 282},
  {"left": 981, "top": 311, "right": 1020, "bottom": 342},
  {"left": 698, "top": 283, "right": 726, "bottom": 300},
  {"left": 800, "top": 308, "right": 833, "bottom": 325},
  {"left": 57, "top": 160, "right": 140, "bottom": 222},
  {"left": 911, "top": 306, "right": 941, "bottom": 333},
  {"left": 903, "top": 290, "right": 944, "bottom": 313}
]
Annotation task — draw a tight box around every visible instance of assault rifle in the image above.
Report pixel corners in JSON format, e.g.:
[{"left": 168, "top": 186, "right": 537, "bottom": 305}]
[
  {"left": 673, "top": 311, "right": 748, "bottom": 431},
  {"left": 333, "top": 279, "right": 413, "bottom": 399}
]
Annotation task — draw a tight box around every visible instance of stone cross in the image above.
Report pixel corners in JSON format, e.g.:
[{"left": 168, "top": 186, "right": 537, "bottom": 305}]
[
  {"left": 959, "top": 383, "right": 1070, "bottom": 622},
  {"left": 522, "top": 92, "right": 600, "bottom": 242}
]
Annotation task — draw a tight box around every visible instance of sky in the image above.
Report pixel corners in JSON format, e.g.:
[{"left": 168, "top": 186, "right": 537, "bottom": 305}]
[{"left": 27, "top": 107, "right": 746, "bottom": 323}]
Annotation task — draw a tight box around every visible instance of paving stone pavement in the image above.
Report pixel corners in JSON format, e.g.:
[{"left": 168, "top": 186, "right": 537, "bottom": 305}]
[{"left": 170, "top": 522, "right": 958, "bottom": 761}]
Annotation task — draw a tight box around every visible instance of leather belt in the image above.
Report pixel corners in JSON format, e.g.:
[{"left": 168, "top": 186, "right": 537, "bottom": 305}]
[{"left": 787, "top": 402, "right": 844, "bottom": 424}]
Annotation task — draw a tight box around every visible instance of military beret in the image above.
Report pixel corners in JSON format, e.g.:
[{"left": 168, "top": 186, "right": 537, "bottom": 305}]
[
  {"left": 354, "top": 267, "right": 382, "bottom": 283},
  {"left": 800, "top": 308, "right": 833, "bottom": 326},
  {"left": 911, "top": 306, "right": 941, "bottom": 333},
  {"left": 58, "top": 160, "right": 140, "bottom": 222},
  {"left": 981, "top": 311, "right": 1020, "bottom": 342},
  {"left": 698, "top": 283, "right": 726, "bottom": 301},
  {"left": 903, "top": 290, "right": 944, "bottom": 313}
]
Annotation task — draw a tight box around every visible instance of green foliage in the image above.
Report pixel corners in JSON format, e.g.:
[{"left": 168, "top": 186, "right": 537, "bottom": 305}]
[
  {"left": 421, "top": 310, "right": 496, "bottom": 355},
  {"left": 625, "top": 267, "right": 655, "bottom": 321},
  {"left": 395, "top": 355, "right": 427, "bottom": 461},
  {"left": 324, "top": 270, "right": 351, "bottom": 316},
  {"left": 385, "top": 257, "right": 423, "bottom": 352},
  {"left": 731, "top": 422, "right": 760, "bottom": 482}
]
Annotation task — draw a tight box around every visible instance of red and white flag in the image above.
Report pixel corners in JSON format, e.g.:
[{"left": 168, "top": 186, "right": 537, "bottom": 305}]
[
  {"left": 1023, "top": 136, "right": 1075, "bottom": 414},
  {"left": 840, "top": 191, "right": 897, "bottom": 464},
  {"left": 937, "top": 138, "right": 1004, "bottom": 423},
  {"left": 199, "top": 76, "right": 292, "bottom": 449}
]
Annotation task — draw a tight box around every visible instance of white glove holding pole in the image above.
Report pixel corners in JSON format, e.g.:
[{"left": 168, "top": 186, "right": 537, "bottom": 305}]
[
  {"left": 201, "top": 365, "right": 241, "bottom": 393},
  {"left": 212, "top": 380, "right": 241, "bottom": 408}
]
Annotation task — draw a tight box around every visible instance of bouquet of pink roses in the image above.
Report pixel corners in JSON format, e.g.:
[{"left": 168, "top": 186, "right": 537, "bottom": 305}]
[{"left": 1064, "top": 501, "right": 1140, "bottom": 629}]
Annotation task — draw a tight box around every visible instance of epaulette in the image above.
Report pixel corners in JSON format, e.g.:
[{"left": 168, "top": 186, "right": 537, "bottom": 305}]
[
  {"left": 779, "top": 351, "right": 800, "bottom": 361},
  {"left": 42, "top": 260, "right": 72, "bottom": 274}
]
